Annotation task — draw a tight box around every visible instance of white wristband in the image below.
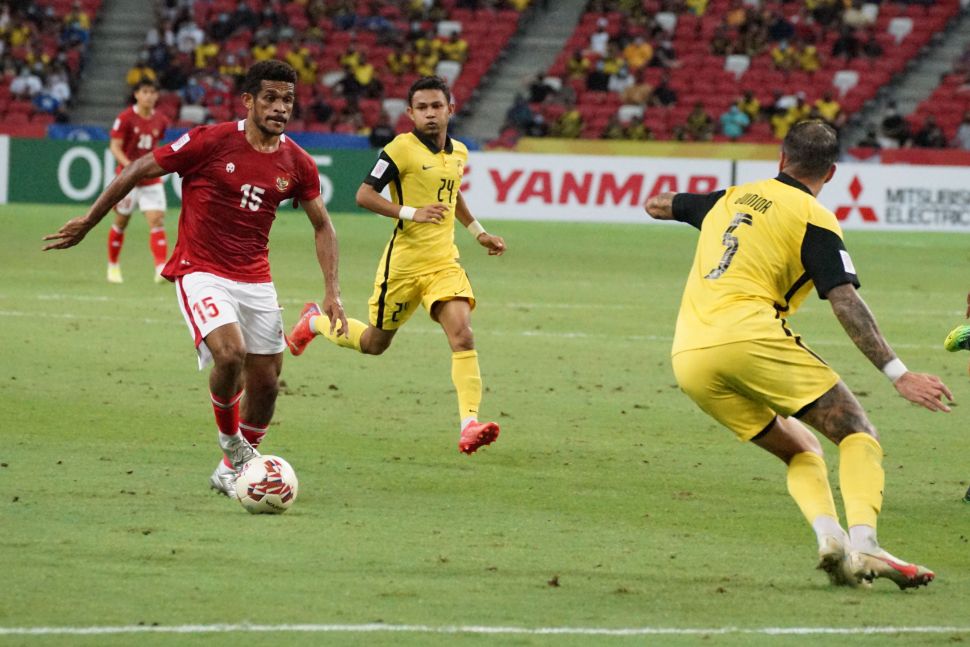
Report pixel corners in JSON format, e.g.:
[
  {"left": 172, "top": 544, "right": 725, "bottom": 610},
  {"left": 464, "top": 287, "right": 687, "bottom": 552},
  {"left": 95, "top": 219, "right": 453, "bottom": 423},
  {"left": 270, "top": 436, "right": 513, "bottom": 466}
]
[
  {"left": 881, "top": 358, "right": 908, "bottom": 383},
  {"left": 466, "top": 220, "right": 486, "bottom": 238},
  {"left": 398, "top": 205, "right": 416, "bottom": 221}
]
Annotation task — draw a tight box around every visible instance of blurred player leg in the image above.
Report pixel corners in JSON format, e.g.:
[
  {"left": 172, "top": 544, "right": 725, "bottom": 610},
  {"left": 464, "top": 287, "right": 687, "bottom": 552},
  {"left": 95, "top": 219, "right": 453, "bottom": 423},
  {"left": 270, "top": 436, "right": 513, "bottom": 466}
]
[
  {"left": 107, "top": 205, "right": 131, "bottom": 283},
  {"left": 141, "top": 184, "right": 168, "bottom": 283}
]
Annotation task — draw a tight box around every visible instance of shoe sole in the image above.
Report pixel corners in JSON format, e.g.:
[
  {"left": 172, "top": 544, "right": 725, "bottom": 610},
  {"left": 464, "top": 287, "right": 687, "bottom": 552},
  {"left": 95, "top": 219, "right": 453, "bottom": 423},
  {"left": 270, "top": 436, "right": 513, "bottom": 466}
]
[
  {"left": 459, "top": 425, "right": 499, "bottom": 455},
  {"left": 854, "top": 553, "right": 934, "bottom": 590}
]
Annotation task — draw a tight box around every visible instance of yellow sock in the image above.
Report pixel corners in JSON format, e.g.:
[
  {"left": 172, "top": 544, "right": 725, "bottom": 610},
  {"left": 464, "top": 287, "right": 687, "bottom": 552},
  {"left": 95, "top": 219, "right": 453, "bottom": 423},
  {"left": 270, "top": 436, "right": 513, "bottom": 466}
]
[
  {"left": 839, "top": 432, "right": 884, "bottom": 529},
  {"left": 451, "top": 350, "right": 482, "bottom": 423},
  {"left": 787, "top": 451, "right": 838, "bottom": 524},
  {"left": 313, "top": 315, "right": 366, "bottom": 352}
]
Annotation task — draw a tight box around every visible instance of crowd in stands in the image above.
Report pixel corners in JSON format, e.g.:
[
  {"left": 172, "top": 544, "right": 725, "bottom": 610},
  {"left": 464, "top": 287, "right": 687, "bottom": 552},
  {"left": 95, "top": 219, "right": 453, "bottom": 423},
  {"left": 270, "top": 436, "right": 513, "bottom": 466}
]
[
  {"left": 126, "top": 0, "right": 530, "bottom": 139},
  {"left": 494, "top": 0, "right": 959, "bottom": 147},
  {"left": 859, "top": 41, "right": 970, "bottom": 151},
  {"left": 0, "top": 0, "right": 99, "bottom": 131}
]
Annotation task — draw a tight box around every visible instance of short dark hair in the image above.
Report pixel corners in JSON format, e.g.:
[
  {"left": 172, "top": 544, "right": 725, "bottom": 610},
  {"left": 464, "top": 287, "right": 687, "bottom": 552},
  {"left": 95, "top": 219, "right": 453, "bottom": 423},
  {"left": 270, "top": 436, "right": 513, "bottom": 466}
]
[
  {"left": 781, "top": 120, "right": 839, "bottom": 181},
  {"left": 408, "top": 75, "right": 451, "bottom": 106},
  {"left": 240, "top": 60, "right": 297, "bottom": 96},
  {"left": 131, "top": 79, "right": 158, "bottom": 93}
]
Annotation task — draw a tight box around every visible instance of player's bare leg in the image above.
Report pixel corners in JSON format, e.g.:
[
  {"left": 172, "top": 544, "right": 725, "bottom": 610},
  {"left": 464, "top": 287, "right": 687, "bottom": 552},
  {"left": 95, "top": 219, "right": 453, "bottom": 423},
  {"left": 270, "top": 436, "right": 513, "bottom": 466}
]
[
  {"left": 204, "top": 324, "right": 259, "bottom": 497},
  {"left": 106, "top": 211, "right": 131, "bottom": 283},
  {"left": 144, "top": 209, "right": 167, "bottom": 283},
  {"left": 753, "top": 415, "right": 863, "bottom": 587},
  {"left": 239, "top": 352, "right": 283, "bottom": 427},
  {"left": 434, "top": 298, "right": 499, "bottom": 454},
  {"left": 798, "top": 381, "right": 935, "bottom": 589}
]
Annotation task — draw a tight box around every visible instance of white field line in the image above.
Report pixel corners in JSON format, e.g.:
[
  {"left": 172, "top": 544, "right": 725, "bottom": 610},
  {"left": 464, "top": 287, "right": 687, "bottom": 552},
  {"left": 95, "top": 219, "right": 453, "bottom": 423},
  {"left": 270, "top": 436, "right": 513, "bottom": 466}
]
[
  {"left": 0, "top": 309, "right": 940, "bottom": 350},
  {"left": 1, "top": 623, "right": 969, "bottom": 637},
  {"left": 8, "top": 293, "right": 966, "bottom": 318}
]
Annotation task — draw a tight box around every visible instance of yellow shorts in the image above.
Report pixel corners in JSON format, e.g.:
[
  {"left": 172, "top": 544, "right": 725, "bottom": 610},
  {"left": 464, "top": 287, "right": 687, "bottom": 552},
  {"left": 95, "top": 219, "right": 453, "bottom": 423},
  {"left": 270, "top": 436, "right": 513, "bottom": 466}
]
[
  {"left": 369, "top": 264, "right": 476, "bottom": 330},
  {"left": 671, "top": 336, "right": 840, "bottom": 442}
]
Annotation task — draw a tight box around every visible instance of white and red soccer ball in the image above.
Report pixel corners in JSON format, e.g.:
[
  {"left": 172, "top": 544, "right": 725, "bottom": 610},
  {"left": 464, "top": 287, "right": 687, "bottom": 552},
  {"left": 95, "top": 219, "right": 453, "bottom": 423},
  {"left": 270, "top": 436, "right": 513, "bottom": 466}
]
[{"left": 234, "top": 455, "right": 299, "bottom": 514}]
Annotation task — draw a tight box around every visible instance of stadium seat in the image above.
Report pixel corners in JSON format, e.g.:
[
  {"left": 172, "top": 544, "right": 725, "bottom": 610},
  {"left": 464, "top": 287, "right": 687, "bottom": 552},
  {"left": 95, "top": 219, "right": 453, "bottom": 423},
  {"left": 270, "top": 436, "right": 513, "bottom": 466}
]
[
  {"left": 435, "top": 60, "right": 463, "bottom": 87},
  {"left": 832, "top": 70, "right": 860, "bottom": 98},
  {"left": 887, "top": 17, "right": 914, "bottom": 44},
  {"left": 861, "top": 3, "right": 880, "bottom": 23},
  {"left": 437, "top": 20, "right": 462, "bottom": 37},
  {"left": 617, "top": 104, "right": 645, "bottom": 122},
  {"left": 382, "top": 98, "right": 408, "bottom": 124},
  {"left": 724, "top": 55, "right": 751, "bottom": 81},
  {"left": 655, "top": 11, "right": 677, "bottom": 34}
]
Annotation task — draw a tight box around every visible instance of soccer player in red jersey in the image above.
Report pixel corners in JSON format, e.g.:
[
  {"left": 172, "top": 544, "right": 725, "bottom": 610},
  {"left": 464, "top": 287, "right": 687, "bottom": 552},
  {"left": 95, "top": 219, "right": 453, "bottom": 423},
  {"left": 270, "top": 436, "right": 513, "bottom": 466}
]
[
  {"left": 106, "top": 79, "right": 170, "bottom": 284},
  {"left": 43, "top": 60, "right": 348, "bottom": 496}
]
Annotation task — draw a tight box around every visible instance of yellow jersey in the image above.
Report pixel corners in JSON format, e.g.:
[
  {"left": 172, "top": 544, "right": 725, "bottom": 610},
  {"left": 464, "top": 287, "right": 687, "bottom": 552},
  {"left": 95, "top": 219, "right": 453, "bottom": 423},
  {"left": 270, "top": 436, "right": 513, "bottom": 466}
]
[
  {"left": 671, "top": 173, "right": 859, "bottom": 355},
  {"left": 363, "top": 131, "right": 468, "bottom": 278}
]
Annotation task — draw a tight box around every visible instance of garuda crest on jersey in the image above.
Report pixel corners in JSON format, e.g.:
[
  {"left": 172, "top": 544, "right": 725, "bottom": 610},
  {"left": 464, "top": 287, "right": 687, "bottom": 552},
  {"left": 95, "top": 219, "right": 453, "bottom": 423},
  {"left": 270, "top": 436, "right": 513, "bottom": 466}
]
[{"left": 276, "top": 176, "right": 290, "bottom": 192}]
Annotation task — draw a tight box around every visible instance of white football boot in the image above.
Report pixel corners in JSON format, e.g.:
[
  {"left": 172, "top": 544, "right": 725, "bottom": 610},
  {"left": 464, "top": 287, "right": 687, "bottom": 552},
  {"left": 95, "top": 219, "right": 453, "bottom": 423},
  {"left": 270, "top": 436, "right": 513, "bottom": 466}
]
[{"left": 209, "top": 462, "right": 238, "bottom": 499}]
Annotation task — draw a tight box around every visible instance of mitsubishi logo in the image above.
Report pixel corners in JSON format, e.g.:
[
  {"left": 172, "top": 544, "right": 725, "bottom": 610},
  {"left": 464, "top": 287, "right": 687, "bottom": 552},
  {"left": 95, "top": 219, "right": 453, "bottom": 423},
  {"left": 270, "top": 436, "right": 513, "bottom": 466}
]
[{"left": 835, "top": 175, "right": 878, "bottom": 222}]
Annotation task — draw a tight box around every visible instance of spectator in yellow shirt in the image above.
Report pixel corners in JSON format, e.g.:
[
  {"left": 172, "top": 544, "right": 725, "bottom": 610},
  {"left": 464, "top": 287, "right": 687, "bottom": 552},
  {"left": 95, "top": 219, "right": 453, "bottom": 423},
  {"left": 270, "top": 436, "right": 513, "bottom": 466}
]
[
  {"left": 738, "top": 90, "right": 760, "bottom": 122},
  {"left": 566, "top": 49, "right": 590, "bottom": 80},
  {"left": 251, "top": 36, "right": 277, "bottom": 62},
  {"left": 126, "top": 53, "right": 158, "bottom": 86},
  {"left": 194, "top": 39, "right": 219, "bottom": 69},
  {"left": 814, "top": 92, "right": 844, "bottom": 127},
  {"left": 414, "top": 42, "right": 439, "bottom": 76},
  {"left": 553, "top": 103, "right": 584, "bottom": 138},
  {"left": 770, "top": 40, "right": 797, "bottom": 70},
  {"left": 388, "top": 44, "right": 413, "bottom": 76},
  {"left": 440, "top": 32, "right": 468, "bottom": 63},
  {"left": 798, "top": 43, "right": 821, "bottom": 73},
  {"left": 286, "top": 40, "right": 317, "bottom": 85},
  {"left": 623, "top": 36, "right": 653, "bottom": 71}
]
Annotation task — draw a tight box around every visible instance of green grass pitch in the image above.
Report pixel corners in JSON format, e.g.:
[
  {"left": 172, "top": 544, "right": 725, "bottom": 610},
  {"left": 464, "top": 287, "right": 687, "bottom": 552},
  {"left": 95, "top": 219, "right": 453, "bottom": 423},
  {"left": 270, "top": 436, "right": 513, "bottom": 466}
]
[{"left": 2, "top": 204, "right": 970, "bottom": 646}]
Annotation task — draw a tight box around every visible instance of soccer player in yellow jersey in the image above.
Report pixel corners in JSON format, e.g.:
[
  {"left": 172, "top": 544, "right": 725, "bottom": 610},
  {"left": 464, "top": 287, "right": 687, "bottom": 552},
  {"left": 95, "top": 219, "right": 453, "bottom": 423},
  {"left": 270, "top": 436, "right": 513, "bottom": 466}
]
[
  {"left": 646, "top": 120, "right": 952, "bottom": 590},
  {"left": 288, "top": 76, "right": 507, "bottom": 455}
]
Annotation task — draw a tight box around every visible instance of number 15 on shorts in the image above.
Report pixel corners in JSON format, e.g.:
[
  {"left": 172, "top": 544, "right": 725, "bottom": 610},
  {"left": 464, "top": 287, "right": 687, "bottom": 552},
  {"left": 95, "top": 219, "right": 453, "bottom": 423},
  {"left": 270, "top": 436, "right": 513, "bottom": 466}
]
[{"left": 192, "top": 296, "right": 221, "bottom": 323}]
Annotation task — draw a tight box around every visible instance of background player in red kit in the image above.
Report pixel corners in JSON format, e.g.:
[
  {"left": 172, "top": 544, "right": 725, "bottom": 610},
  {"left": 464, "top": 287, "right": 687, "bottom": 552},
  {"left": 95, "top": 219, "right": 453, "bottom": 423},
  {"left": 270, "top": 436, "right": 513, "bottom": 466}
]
[
  {"left": 43, "top": 60, "right": 348, "bottom": 496},
  {"left": 106, "top": 79, "right": 170, "bottom": 284}
]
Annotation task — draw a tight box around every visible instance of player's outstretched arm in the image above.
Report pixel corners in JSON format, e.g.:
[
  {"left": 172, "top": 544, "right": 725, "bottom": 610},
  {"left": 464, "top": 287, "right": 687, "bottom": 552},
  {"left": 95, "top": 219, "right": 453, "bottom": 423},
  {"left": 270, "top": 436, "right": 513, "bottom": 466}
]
[
  {"left": 355, "top": 183, "right": 446, "bottom": 223},
  {"left": 302, "top": 195, "right": 348, "bottom": 336},
  {"left": 644, "top": 191, "right": 677, "bottom": 220},
  {"left": 827, "top": 283, "right": 952, "bottom": 412},
  {"left": 42, "top": 155, "right": 166, "bottom": 251},
  {"left": 456, "top": 192, "right": 505, "bottom": 256}
]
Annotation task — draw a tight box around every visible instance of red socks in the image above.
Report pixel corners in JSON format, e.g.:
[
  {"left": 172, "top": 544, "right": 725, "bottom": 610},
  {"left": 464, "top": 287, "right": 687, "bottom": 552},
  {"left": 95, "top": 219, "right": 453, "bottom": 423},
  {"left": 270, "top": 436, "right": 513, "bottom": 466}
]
[
  {"left": 211, "top": 390, "right": 242, "bottom": 436},
  {"left": 107, "top": 225, "right": 124, "bottom": 263},
  {"left": 149, "top": 227, "right": 167, "bottom": 266}
]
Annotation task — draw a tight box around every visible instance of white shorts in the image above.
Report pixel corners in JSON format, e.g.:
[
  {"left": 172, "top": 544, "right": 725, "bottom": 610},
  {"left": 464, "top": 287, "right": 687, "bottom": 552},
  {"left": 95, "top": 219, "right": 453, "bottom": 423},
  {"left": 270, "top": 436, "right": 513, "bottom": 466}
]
[
  {"left": 174, "top": 272, "right": 285, "bottom": 370},
  {"left": 116, "top": 183, "right": 167, "bottom": 216}
]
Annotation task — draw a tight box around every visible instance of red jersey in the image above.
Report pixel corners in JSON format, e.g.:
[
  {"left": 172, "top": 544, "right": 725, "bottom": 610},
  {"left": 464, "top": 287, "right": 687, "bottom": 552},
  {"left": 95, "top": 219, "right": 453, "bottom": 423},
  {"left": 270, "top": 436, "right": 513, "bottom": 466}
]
[
  {"left": 110, "top": 106, "right": 169, "bottom": 187},
  {"left": 154, "top": 120, "right": 321, "bottom": 283}
]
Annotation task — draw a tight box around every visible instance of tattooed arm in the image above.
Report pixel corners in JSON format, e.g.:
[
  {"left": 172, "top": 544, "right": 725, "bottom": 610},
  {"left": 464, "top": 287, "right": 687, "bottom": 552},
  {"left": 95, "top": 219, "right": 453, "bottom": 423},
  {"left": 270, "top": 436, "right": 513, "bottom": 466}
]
[{"left": 827, "top": 284, "right": 952, "bottom": 412}]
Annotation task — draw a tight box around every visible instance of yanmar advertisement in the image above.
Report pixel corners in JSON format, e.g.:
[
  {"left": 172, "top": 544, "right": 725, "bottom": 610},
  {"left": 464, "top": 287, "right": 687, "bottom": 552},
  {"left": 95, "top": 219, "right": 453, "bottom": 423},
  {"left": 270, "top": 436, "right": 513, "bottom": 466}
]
[
  {"left": 736, "top": 161, "right": 970, "bottom": 231},
  {"left": 460, "top": 152, "right": 733, "bottom": 223}
]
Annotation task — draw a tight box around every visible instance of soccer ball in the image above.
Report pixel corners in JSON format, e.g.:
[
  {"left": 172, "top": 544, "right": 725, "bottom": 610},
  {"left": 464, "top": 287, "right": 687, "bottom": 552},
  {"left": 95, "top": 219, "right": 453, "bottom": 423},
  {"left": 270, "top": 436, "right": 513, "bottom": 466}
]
[{"left": 234, "top": 455, "right": 299, "bottom": 514}]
